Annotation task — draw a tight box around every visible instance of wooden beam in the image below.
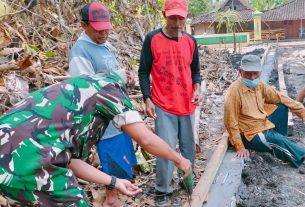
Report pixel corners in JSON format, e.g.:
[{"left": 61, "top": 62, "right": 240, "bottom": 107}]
[{"left": 183, "top": 133, "right": 228, "bottom": 207}]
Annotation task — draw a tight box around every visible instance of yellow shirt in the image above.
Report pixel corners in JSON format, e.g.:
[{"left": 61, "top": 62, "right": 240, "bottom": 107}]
[{"left": 224, "top": 78, "right": 305, "bottom": 151}]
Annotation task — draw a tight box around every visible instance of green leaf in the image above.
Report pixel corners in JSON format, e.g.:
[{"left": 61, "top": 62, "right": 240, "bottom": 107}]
[
  {"left": 45, "top": 51, "right": 55, "bottom": 58},
  {"left": 129, "top": 59, "right": 137, "bottom": 66}
]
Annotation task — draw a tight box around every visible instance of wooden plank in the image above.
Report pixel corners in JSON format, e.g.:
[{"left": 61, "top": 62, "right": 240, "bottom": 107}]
[
  {"left": 261, "top": 28, "right": 286, "bottom": 40},
  {"left": 277, "top": 64, "right": 294, "bottom": 133},
  {"left": 183, "top": 133, "right": 228, "bottom": 207}
]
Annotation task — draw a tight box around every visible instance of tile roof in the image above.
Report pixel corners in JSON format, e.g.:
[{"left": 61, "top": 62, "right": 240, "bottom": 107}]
[
  {"left": 191, "top": 0, "right": 305, "bottom": 26},
  {"left": 263, "top": 0, "right": 305, "bottom": 21},
  {"left": 191, "top": 0, "right": 254, "bottom": 26},
  {"left": 191, "top": 9, "right": 253, "bottom": 26}
]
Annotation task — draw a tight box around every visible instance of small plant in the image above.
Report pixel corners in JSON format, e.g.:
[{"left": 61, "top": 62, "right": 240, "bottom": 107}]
[{"left": 210, "top": 9, "right": 244, "bottom": 53}]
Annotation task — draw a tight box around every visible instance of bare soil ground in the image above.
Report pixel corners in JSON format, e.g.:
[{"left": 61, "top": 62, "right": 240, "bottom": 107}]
[{"left": 236, "top": 48, "right": 305, "bottom": 207}]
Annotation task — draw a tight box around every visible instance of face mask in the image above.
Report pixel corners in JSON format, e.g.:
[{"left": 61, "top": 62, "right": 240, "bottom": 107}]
[{"left": 243, "top": 78, "right": 259, "bottom": 88}]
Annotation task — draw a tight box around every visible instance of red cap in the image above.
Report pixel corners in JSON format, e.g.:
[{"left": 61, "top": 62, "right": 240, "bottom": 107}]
[
  {"left": 81, "top": 2, "right": 113, "bottom": 31},
  {"left": 164, "top": 0, "right": 188, "bottom": 18}
]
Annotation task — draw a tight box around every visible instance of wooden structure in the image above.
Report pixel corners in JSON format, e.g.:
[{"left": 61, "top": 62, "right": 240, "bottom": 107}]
[
  {"left": 250, "top": 28, "right": 286, "bottom": 40},
  {"left": 262, "top": 0, "right": 305, "bottom": 39},
  {"left": 191, "top": 0, "right": 255, "bottom": 35},
  {"left": 191, "top": 0, "right": 305, "bottom": 40}
]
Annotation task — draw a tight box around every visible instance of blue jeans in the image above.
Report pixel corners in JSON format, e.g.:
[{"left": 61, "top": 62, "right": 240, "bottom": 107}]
[{"left": 241, "top": 104, "right": 305, "bottom": 168}]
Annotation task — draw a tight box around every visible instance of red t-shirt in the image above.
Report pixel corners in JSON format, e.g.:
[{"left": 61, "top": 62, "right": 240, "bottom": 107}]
[{"left": 139, "top": 29, "right": 201, "bottom": 116}]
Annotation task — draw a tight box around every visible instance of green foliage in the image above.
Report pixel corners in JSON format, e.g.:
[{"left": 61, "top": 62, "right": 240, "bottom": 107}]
[
  {"left": 249, "top": 0, "right": 288, "bottom": 11},
  {"left": 129, "top": 59, "right": 137, "bottom": 66},
  {"left": 210, "top": 9, "right": 244, "bottom": 33},
  {"left": 187, "top": 0, "right": 209, "bottom": 17},
  {"left": 187, "top": 0, "right": 225, "bottom": 17},
  {"left": 100, "top": 1, "right": 124, "bottom": 26},
  {"left": 210, "top": 9, "right": 244, "bottom": 53},
  {"left": 45, "top": 51, "right": 55, "bottom": 59}
]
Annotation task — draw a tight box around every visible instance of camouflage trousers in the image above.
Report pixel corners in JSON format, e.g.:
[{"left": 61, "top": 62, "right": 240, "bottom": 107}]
[{"left": 0, "top": 185, "right": 90, "bottom": 207}]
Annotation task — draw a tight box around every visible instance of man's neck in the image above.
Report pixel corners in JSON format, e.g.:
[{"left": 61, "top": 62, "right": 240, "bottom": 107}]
[{"left": 163, "top": 27, "right": 182, "bottom": 38}]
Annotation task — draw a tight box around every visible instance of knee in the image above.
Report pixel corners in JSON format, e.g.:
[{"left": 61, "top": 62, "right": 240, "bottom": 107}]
[
  {"left": 277, "top": 104, "right": 288, "bottom": 112},
  {"left": 276, "top": 104, "right": 288, "bottom": 114}
]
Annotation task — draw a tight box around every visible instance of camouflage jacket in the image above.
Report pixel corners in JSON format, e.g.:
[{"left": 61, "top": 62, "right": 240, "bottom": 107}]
[{"left": 0, "top": 73, "right": 142, "bottom": 191}]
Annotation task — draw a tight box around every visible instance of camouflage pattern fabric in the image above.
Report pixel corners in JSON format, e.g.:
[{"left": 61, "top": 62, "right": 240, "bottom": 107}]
[{"left": 0, "top": 72, "right": 138, "bottom": 206}]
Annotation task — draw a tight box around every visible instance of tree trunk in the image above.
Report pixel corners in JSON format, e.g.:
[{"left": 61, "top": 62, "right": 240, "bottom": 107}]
[{"left": 233, "top": 24, "right": 236, "bottom": 54}]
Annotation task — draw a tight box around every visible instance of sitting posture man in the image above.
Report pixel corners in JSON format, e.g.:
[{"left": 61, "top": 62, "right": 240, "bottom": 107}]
[
  {"left": 0, "top": 72, "right": 191, "bottom": 206},
  {"left": 224, "top": 55, "right": 305, "bottom": 168}
]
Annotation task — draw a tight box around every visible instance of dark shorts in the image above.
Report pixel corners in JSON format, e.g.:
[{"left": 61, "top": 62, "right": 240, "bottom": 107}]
[{"left": 97, "top": 132, "right": 137, "bottom": 180}]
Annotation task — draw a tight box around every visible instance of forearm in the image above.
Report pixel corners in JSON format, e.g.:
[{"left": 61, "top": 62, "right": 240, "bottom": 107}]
[
  {"left": 280, "top": 94, "right": 305, "bottom": 118},
  {"left": 224, "top": 91, "right": 244, "bottom": 150},
  {"left": 193, "top": 83, "right": 200, "bottom": 90},
  {"left": 138, "top": 37, "right": 153, "bottom": 101},
  {"left": 122, "top": 123, "right": 182, "bottom": 164},
  {"left": 191, "top": 41, "right": 201, "bottom": 84},
  {"left": 138, "top": 69, "right": 151, "bottom": 101},
  {"left": 225, "top": 123, "right": 244, "bottom": 150},
  {"left": 68, "top": 159, "right": 111, "bottom": 185},
  {"left": 231, "top": 136, "right": 245, "bottom": 151}
]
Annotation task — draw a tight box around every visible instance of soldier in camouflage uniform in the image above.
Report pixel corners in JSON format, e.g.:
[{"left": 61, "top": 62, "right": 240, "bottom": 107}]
[{"left": 0, "top": 72, "right": 191, "bottom": 206}]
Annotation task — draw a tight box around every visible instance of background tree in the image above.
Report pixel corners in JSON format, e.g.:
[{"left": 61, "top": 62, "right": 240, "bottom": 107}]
[
  {"left": 249, "top": 0, "right": 288, "bottom": 11},
  {"left": 210, "top": 9, "right": 244, "bottom": 53},
  {"left": 187, "top": 0, "right": 209, "bottom": 17},
  {"left": 187, "top": 0, "right": 224, "bottom": 17}
]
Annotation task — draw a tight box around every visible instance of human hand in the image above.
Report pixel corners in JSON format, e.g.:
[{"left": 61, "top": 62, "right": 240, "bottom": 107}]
[
  {"left": 236, "top": 148, "right": 250, "bottom": 159},
  {"left": 126, "top": 70, "right": 136, "bottom": 89},
  {"left": 115, "top": 178, "right": 142, "bottom": 196},
  {"left": 174, "top": 155, "right": 192, "bottom": 179},
  {"left": 192, "top": 84, "right": 202, "bottom": 105},
  {"left": 145, "top": 98, "right": 157, "bottom": 119}
]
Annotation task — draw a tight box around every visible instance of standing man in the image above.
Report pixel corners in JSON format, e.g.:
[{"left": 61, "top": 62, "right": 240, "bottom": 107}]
[
  {"left": 68, "top": 3, "right": 135, "bottom": 207},
  {"left": 0, "top": 72, "right": 192, "bottom": 206},
  {"left": 224, "top": 55, "right": 305, "bottom": 168},
  {"left": 138, "top": 0, "right": 201, "bottom": 205}
]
